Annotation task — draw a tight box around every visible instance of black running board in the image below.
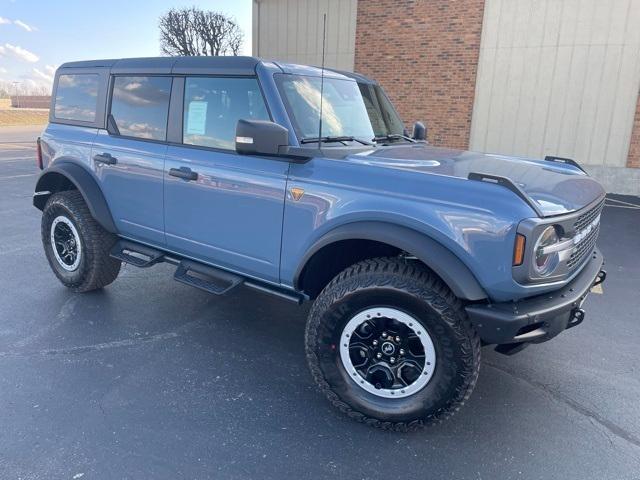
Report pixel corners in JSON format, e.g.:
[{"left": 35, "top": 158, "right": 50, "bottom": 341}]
[
  {"left": 110, "top": 240, "right": 164, "bottom": 268},
  {"left": 109, "top": 238, "right": 307, "bottom": 303},
  {"left": 174, "top": 259, "right": 243, "bottom": 295}
]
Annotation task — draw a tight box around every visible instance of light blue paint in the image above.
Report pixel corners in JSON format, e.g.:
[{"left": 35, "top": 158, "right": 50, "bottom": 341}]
[{"left": 40, "top": 58, "right": 606, "bottom": 303}]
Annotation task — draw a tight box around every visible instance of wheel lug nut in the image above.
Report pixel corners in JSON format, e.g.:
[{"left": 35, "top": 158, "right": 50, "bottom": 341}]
[
  {"left": 376, "top": 352, "right": 382, "bottom": 359},
  {"left": 395, "top": 336, "right": 400, "bottom": 342},
  {"left": 399, "top": 349, "right": 405, "bottom": 355},
  {"left": 372, "top": 340, "right": 378, "bottom": 346},
  {"left": 381, "top": 332, "right": 388, "bottom": 338},
  {"left": 390, "top": 357, "right": 395, "bottom": 363}
]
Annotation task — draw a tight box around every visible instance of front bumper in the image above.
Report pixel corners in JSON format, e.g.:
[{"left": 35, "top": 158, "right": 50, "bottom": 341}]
[{"left": 466, "top": 248, "right": 605, "bottom": 346}]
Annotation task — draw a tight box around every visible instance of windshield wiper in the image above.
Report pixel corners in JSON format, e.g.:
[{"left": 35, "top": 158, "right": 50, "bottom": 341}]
[
  {"left": 300, "top": 136, "right": 374, "bottom": 146},
  {"left": 373, "top": 134, "right": 417, "bottom": 144}
]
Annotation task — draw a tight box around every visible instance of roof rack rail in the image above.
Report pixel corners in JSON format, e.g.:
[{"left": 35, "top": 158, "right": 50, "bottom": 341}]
[
  {"left": 544, "top": 155, "right": 586, "bottom": 173},
  {"left": 468, "top": 172, "right": 543, "bottom": 217}
]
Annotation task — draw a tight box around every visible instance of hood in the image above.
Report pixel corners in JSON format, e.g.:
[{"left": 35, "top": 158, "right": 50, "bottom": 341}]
[{"left": 347, "top": 145, "right": 605, "bottom": 217}]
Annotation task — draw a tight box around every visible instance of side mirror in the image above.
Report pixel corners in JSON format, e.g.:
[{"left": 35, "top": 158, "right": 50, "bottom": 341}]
[
  {"left": 235, "top": 119, "right": 289, "bottom": 156},
  {"left": 412, "top": 121, "right": 427, "bottom": 141}
]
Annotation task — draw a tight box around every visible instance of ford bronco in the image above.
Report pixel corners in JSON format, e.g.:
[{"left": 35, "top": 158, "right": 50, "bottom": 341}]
[{"left": 34, "top": 57, "right": 606, "bottom": 430}]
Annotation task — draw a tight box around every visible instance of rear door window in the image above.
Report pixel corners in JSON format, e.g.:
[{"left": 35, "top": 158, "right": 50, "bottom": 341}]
[
  {"left": 109, "top": 76, "right": 172, "bottom": 141},
  {"left": 54, "top": 74, "right": 100, "bottom": 122},
  {"left": 182, "top": 77, "right": 270, "bottom": 150}
]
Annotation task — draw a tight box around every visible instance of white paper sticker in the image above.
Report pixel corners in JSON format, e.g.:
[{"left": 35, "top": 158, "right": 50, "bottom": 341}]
[{"left": 186, "top": 101, "right": 208, "bottom": 135}]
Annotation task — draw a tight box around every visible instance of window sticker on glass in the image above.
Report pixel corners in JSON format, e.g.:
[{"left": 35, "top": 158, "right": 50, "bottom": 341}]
[{"left": 186, "top": 101, "right": 208, "bottom": 135}]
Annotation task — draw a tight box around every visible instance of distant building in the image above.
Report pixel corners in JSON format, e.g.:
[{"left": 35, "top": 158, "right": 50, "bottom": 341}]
[
  {"left": 253, "top": 0, "right": 640, "bottom": 194},
  {"left": 11, "top": 95, "right": 51, "bottom": 109}
]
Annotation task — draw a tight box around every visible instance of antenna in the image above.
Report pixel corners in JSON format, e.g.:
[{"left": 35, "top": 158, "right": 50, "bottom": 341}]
[{"left": 318, "top": 13, "right": 327, "bottom": 150}]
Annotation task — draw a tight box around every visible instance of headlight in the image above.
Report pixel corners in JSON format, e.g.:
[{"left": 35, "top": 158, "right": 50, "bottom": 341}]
[{"left": 533, "top": 226, "right": 560, "bottom": 276}]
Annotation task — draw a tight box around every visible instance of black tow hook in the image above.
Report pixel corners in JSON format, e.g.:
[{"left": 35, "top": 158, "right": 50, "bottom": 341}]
[
  {"left": 593, "top": 270, "right": 607, "bottom": 287},
  {"left": 566, "top": 308, "right": 585, "bottom": 330}
]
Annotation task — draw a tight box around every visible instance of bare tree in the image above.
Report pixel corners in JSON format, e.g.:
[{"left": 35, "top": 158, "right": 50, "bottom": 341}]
[{"left": 159, "top": 7, "right": 244, "bottom": 56}]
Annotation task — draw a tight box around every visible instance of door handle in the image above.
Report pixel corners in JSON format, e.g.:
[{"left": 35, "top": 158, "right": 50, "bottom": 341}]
[
  {"left": 93, "top": 153, "right": 117, "bottom": 165},
  {"left": 169, "top": 167, "right": 198, "bottom": 181}
]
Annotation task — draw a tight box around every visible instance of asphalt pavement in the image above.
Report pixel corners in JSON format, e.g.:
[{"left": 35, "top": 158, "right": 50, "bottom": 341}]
[{"left": 1, "top": 126, "right": 639, "bottom": 479}]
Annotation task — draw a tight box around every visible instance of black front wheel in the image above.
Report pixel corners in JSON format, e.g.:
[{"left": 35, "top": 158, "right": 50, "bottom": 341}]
[{"left": 305, "top": 257, "right": 481, "bottom": 430}]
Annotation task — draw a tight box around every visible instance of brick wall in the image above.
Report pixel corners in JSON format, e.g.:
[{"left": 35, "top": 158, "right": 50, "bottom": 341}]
[
  {"left": 354, "top": 0, "right": 485, "bottom": 149},
  {"left": 628, "top": 91, "right": 640, "bottom": 168}
]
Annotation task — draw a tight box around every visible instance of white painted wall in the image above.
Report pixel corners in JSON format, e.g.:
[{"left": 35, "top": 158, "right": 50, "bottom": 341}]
[
  {"left": 252, "top": 0, "right": 357, "bottom": 71},
  {"left": 470, "top": 0, "right": 640, "bottom": 169}
]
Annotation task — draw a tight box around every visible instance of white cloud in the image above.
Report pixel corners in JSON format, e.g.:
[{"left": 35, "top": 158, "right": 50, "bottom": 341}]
[
  {"left": 32, "top": 67, "right": 53, "bottom": 83},
  {"left": 45, "top": 65, "right": 57, "bottom": 75},
  {"left": 0, "top": 17, "right": 37, "bottom": 31},
  {"left": 14, "top": 20, "right": 36, "bottom": 32},
  {"left": 124, "top": 81, "right": 143, "bottom": 91},
  {"left": 0, "top": 67, "right": 7, "bottom": 74},
  {"left": 4, "top": 43, "right": 39, "bottom": 63}
]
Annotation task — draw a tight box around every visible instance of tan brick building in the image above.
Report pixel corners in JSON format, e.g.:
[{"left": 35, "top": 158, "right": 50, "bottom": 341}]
[{"left": 253, "top": 0, "right": 640, "bottom": 194}]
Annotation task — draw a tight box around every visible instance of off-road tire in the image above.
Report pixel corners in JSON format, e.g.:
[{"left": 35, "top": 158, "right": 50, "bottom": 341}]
[
  {"left": 305, "top": 257, "right": 481, "bottom": 430},
  {"left": 41, "top": 190, "right": 121, "bottom": 292}
]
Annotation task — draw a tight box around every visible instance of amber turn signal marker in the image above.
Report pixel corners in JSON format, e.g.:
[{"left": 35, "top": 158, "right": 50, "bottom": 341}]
[
  {"left": 291, "top": 187, "right": 305, "bottom": 201},
  {"left": 513, "top": 234, "right": 526, "bottom": 266}
]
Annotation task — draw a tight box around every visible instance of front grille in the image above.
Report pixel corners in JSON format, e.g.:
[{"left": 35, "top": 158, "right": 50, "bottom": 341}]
[
  {"left": 574, "top": 198, "right": 605, "bottom": 232},
  {"left": 567, "top": 223, "right": 600, "bottom": 269}
]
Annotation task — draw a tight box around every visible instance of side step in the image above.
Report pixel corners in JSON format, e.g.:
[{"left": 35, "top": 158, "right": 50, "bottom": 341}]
[
  {"left": 174, "top": 259, "right": 243, "bottom": 295},
  {"left": 110, "top": 240, "right": 164, "bottom": 268}
]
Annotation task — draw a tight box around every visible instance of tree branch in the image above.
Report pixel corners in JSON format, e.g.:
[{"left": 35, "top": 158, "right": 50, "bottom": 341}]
[{"left": 159, "top": 7, "right": 244, "bottom": 57}]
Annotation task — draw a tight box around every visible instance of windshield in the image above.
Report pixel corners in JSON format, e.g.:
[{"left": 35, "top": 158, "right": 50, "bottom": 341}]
[
  {"left": 358, "top": 83, "right": 405, "bottom": 137},
  {"left": 276, "top": 74, "right": 375, "bottom": 142}
]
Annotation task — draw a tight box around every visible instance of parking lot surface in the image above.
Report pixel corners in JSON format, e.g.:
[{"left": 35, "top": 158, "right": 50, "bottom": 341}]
[{"left": 1, "top": 127, "right": 639, "bottom": 479}]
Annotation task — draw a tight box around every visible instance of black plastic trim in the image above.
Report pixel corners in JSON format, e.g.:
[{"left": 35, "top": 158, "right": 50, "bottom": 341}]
[
  {"left": 244, "top": 281, "right": 309, "bottom": 305},
  {"left": 294, "top": 222, "right": 487, "bottom": 301},
  {"left": 111, "top": 237, "right": 308, "bottom": 304},
  {"left": 32, "top": 162, "right": 117, "bottom": 233},
  {"left": 466, "top": 248, "right": 604, "bottom": 345},
  {"left": 174, "top": 259, "right": 244, "bottom": 295},
  {"left": 167, "top": 76, "right": 185, "bottom": 144},
  {"left": 544, "top": 155, "right": 587, "bottom": 173},
  {"left": 110, "top": 240, "right": 163, "bottom": 267},
  {"left": 468, "top": 172, "right": 544, "bottom": 217}
]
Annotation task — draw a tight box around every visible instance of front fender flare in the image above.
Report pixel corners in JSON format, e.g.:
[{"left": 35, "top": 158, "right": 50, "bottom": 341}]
[
  {"left": 293, "top": 222, "right": 487, "bottom": 301},
  {"left": 33, "top": 162, "right": 117, "bottom": 233}
]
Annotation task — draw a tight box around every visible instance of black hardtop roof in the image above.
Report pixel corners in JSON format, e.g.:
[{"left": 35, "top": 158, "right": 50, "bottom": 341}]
[
  {"left": 325, "top": 68, "right": 378, "bottom": 85},
  {"left": 57, "top": 56, "right": 358, "bottom": 80},
  {"left": 58, "top": 56, "right": 264, "bottom": 76}
]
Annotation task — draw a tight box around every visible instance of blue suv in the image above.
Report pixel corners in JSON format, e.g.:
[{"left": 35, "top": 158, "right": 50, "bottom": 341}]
[{"left": 34, "top": 57, "right": 607, "bottom": 430}]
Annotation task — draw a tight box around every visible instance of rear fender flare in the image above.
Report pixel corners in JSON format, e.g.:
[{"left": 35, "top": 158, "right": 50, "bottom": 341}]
[{"left": 33, "top": 162, "right": 117, "bottom": 233}]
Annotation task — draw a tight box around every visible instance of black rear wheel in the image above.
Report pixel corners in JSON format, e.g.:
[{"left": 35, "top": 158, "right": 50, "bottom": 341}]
[
  {"left": 305, "top": 257, "right": 480, "bottom": 430},
  {"left": 41, "top": 190, "right": 121, "bottom": 292}
]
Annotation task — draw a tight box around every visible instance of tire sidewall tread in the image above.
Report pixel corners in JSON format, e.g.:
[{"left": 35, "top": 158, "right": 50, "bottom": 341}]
[
  {"left": 41, "top": 190, "right": 120, "bottom": 292},
  {"left": 305, "top": 257, "right": 481, "bottom": 431}
]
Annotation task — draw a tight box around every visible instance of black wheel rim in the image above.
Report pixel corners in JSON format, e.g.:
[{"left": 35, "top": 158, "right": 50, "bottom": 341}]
[
  {"left": 340, "top": 307, "right": 436, "bottom": 398},
  {"left": 50, "top": 216, "right": 82, "bottom": 271}
]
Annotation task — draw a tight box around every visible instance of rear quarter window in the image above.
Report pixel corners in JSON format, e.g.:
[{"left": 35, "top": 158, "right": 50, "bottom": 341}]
[{"left": 54, "top": 74, "right": 99, "bottom": 122}]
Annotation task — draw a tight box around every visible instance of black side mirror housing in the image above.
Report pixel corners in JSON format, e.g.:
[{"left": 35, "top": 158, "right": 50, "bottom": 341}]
[
  {"left": 412, "top": 121, "right": 427, "bottom": 141},
  {"left": 236, "top": 119, "right": 289, "bottom": 156}
]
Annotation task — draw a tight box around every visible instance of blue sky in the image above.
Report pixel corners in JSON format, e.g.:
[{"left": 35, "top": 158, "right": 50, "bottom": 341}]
[{"left": 0, "top": 0, "right": 252, "bottom": 93}]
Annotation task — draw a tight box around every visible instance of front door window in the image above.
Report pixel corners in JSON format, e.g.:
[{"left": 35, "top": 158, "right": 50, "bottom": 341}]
[{"left": 182, "top": 77, "right": 270, "bottom": 150}]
